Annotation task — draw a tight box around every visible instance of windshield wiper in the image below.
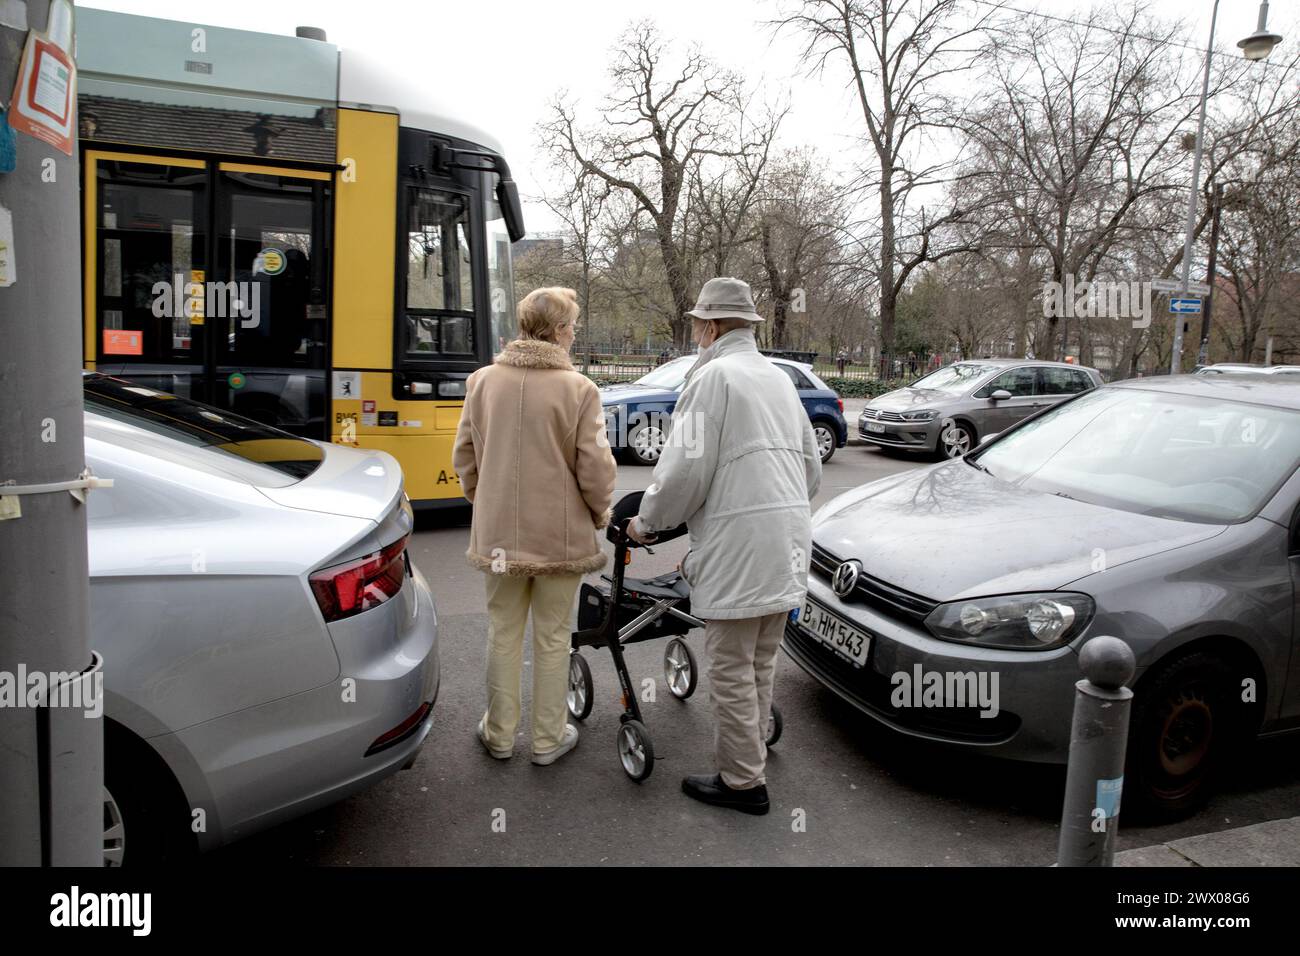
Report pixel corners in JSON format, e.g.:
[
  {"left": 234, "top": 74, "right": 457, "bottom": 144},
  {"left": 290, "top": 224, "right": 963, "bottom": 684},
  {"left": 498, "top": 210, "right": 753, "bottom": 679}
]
[{"left": 965, "top": 457, "right": 992, "bottom": 476}]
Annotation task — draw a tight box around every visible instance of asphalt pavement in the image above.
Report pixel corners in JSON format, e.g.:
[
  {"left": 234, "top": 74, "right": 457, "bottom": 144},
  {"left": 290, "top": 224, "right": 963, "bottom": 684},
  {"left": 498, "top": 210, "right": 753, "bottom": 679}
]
[{"left": 211, "top": 444, "right": 1300, "bottom": 866}]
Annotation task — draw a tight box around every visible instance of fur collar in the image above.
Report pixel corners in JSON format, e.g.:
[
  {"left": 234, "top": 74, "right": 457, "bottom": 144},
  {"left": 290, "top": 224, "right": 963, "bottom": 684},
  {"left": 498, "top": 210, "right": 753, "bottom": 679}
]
[{"left": 495, "top": 338, "right": 574, "bottom": 370}]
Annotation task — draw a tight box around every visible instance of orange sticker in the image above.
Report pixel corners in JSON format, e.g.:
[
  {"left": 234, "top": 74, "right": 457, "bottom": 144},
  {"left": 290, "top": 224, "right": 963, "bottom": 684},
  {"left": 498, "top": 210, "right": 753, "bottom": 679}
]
[{"left": 103, "top": 329, "right": 143, "bottom": 356}]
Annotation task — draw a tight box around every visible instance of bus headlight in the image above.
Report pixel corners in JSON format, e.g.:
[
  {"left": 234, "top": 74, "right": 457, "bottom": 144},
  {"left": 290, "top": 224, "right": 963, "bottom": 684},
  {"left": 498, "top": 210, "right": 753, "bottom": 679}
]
[{"left": 438, "top": 380, "right": 467, "bottom": 398}]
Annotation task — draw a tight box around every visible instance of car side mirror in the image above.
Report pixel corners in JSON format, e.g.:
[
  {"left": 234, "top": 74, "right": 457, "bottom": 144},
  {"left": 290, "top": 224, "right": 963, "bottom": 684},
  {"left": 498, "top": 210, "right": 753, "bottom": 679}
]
[{"left": 990, "top": 389, "right": 1012, "bottom": 401}]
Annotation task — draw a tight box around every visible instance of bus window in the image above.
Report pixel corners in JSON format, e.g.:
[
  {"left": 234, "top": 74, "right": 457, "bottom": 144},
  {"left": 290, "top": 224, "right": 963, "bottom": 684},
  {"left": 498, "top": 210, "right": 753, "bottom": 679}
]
[
  {"left": 486, "top": 189, "right": 516, "bottom": 355},
  {"left": 405, "top": 187, "right": 475, "bottom": 357}
]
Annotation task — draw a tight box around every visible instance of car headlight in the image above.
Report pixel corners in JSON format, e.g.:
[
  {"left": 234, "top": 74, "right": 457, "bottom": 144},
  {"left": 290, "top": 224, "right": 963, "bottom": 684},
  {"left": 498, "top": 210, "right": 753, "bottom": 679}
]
[
  {"left": 924, "top": 593, "right": 1094, "bottom": 650},
  {"left": 900, "top": 409, "right": 938, "bottom": 422}
]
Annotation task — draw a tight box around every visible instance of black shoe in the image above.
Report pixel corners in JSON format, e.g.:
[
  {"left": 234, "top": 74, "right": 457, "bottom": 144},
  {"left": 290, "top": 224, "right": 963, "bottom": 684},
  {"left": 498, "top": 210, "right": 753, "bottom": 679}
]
[{"left": 681, "top": 773, "right": 770, "bottom": 815}]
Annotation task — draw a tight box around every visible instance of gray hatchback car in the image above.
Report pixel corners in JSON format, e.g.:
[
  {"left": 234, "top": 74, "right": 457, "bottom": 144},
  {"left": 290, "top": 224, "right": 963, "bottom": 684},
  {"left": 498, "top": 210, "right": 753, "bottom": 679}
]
[
  {"left": 792, "top": 375, "right": 1300, "bottom": 819},
  {"left": 859, "top": 359, "right": 1103, "bottom": 458}
]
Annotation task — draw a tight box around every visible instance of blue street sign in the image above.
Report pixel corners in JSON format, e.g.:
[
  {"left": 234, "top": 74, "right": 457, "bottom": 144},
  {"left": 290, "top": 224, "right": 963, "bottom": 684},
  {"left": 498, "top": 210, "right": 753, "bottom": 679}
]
[{"left": 1169, "top": 297, "right": 1203, "bottom": 314}]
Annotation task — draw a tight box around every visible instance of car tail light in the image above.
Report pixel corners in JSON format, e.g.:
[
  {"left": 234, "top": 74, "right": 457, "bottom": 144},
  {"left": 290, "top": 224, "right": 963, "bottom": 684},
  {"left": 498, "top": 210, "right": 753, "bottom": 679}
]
[
  {"left": 310, "top": 536, "right": 408, "bottom": 622},
  {"left": 837, "top": 398, "right": 844, "bottom": 413}
]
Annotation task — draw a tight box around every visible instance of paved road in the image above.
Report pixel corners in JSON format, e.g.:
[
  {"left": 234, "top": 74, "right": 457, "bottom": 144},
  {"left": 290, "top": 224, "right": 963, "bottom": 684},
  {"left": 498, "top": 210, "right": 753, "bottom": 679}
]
[{"left": 212, "top": 445, "right": 1300, "bottom": 866}]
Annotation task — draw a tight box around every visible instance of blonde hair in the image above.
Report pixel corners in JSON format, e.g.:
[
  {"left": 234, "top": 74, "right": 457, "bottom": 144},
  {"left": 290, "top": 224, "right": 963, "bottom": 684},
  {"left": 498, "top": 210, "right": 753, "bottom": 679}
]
[{"left": 517, "top": 287, "right": 580, "bottom": 343}]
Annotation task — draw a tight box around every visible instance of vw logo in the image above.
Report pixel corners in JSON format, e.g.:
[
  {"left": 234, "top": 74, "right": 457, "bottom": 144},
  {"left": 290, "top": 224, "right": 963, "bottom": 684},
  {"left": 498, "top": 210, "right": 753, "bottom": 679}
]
[{"left": 832, "top": 560, "right": 861, "bottom": 598}]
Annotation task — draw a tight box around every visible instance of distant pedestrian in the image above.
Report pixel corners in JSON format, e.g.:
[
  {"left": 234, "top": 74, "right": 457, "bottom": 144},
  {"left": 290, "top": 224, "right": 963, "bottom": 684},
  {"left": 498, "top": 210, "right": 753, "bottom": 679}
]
[{"left": 836, "top": 349, "right": 847, "bottom": 376}]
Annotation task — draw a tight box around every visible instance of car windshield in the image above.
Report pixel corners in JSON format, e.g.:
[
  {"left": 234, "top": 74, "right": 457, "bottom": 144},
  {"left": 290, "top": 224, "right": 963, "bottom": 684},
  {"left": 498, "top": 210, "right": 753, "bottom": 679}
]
[
  {"left": 908, "top": 363, "right": 997, "bottom": 394},
  {"left": 634, "top": 355, "right": 697, "bottom": 390},
  {"left": 973, "top": 387, "right": 1300, "bottom": 523},
  {"left": 83, "top": 374, "right": 324, "bottom": 480}
]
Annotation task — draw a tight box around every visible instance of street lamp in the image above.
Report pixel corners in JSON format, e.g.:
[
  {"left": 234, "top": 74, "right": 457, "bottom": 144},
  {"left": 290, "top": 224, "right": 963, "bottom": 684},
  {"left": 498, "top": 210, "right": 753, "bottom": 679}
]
[
  {"left": 1239, "top": 0, "right": 1284, "bottom": 60},
  {"left": 1169, "top": 0, "right": 1284, "bottom": 374}
]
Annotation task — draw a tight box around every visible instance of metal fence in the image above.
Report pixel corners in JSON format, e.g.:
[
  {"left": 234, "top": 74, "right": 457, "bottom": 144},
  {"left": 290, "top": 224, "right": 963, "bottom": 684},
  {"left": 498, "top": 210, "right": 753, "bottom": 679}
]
[{"left": 575, "top": 347, "right": 949, "bottom": 385}]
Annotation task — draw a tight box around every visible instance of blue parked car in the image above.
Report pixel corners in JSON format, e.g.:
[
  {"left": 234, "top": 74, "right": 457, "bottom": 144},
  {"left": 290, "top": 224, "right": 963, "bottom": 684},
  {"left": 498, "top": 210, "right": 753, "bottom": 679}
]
[{"left": 601, "top": 354, "right": 848, "bottom": 465}]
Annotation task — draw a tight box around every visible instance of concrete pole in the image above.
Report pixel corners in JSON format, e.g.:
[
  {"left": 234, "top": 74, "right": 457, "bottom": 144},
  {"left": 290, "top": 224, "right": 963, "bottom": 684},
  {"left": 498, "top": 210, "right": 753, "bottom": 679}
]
[
  {"left": 1057, "top": 637, "right": 1137, "bottom": 867},
  {"left": 1170, "top": 0, "right": 1220, "bottom": 375},
  {"left": 0, "top": 0, "right": 102, "bottom": 865}
]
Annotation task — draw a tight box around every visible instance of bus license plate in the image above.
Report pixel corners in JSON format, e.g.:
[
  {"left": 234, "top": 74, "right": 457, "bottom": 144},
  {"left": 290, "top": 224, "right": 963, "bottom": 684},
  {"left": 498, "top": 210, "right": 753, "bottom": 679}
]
[{"left": 798, "top": 599, "right": 871, "bottom": 668}]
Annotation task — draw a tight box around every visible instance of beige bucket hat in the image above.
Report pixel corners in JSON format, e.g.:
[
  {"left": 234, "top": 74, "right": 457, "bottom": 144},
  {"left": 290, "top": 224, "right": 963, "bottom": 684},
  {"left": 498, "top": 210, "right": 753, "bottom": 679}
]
[{"left": 685, "top": 276, "right": 764, "bottom": 323}]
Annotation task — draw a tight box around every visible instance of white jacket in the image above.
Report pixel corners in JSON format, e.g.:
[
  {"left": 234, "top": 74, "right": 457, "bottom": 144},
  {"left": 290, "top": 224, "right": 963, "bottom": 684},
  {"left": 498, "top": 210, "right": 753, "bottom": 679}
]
[{"left": 638, "top": 329, "right": 822, "bottom": 619}]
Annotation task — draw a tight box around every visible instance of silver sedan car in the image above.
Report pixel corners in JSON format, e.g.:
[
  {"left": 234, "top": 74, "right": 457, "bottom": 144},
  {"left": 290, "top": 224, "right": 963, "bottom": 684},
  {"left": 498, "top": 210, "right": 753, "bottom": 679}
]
[
  {"left": 791, "top": 375, "right": 1300, "bottom": 819},
  {"left": 85, "top": 374, "right": 440, "bottom": 864},
  {"left": 858, "top": 359, "right": 1103, "bottom": 458}
]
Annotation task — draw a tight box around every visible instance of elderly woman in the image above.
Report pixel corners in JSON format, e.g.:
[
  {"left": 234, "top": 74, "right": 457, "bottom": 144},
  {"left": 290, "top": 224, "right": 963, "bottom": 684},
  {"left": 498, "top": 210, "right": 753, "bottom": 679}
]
[{"left": 453, "top": 287, "right": 616, "bottom": 766}]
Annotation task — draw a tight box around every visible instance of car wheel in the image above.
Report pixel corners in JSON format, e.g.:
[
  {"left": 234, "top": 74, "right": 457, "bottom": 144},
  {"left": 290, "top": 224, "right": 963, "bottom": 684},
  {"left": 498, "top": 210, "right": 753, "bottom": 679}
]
[
  {"left": 625, "top": 419, "right": 666, "bottom": 466},
  {"left": 1124, "top": 651, "right": 1245, "bottom": 822},
  {"left": 104, "top": 725, "right": 196, "bottom": 866},
  {"left": 812, "top": 421, "right": 836, "bottom": 464},
  {"left": 938, "top": 420, "right": 974, "bottom": 459}
]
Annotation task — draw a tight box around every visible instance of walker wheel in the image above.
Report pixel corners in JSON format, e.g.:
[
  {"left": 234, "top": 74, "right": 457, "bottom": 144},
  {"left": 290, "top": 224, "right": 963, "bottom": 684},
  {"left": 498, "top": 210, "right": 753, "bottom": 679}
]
[
  {"left": 618, "top": 719, "right": 655, "bottom": 781},
  {"left": 766, "top": 704, "right": 784, "bottom": 748},
  {"left": 567, "top": 652, "right": 593, "bottom": 721},
  {"left": 663, "top": 637, "right": 698, "bottom": 700}
]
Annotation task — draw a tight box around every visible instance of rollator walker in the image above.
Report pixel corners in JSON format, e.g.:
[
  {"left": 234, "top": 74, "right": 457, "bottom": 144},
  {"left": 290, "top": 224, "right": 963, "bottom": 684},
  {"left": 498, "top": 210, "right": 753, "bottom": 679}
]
[{"left": 568, "top": 490, "right": 784, "bottom": 782}]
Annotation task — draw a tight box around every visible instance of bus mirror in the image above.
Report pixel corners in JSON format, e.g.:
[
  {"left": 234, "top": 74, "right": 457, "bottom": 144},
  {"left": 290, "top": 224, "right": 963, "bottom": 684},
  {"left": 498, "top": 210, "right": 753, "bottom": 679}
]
[{"left": 497, "top": 178, "right": 526, "bottom": 243}]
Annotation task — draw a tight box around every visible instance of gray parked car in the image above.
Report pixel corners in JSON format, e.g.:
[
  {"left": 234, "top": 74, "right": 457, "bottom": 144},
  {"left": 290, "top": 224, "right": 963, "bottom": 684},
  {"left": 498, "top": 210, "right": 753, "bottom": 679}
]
[
  {"left": 1196, "top": 363, "right": 1300, "bottom": 377},
  {"left": 790, "top": 374, "right": 1300, "bottom": 818},
  {"left": 84, "top": 374, "right": 440, "bottom": 863},
  {"left": 859, "top": 359, "right": 1103, "bottom": 458}
]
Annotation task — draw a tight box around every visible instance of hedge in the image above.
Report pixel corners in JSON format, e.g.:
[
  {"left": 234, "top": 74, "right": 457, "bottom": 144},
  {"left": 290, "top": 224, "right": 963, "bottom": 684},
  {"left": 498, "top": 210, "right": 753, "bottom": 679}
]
[{"left": 818, "top": 377, "right": 909, "bottom": 398}]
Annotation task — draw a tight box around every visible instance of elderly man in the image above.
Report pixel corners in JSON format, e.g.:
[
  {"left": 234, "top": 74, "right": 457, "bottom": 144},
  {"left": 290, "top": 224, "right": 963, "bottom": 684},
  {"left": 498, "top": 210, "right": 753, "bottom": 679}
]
[{"left": 629, "top": 277, "right": 822, "bottom": 815}]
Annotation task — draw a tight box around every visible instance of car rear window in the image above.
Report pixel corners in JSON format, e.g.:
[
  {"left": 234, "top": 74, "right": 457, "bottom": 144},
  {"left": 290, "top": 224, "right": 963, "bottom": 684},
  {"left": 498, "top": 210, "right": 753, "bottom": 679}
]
[{"left": 83, "top": 374, "right": 324, "bottom": 480}]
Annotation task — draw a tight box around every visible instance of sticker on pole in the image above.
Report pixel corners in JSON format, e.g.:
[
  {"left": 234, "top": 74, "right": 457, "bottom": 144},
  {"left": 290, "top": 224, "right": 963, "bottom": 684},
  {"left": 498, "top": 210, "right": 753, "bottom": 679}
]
[
  {"left": 7, "top": 0, "right": 77, "bottom": 156},
  {"left": 0, "top": 204, "right": 15, "bottom": 288},
  {"left": 1095, "top": 776, "right": 1123, "bottom": 819}
]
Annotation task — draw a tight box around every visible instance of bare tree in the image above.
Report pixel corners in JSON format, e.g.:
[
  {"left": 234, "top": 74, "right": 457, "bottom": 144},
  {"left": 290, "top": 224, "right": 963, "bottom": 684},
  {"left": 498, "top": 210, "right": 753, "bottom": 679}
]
[
  {"left": 959, "top": 4, "right": 1219, "bottom": 360},
  {"left": 538, "top": 164, "right": 612, "bottom": 368},
  {"left": 778, "top": 0, "right": 996, "bottom": 355},
  {"left": 541, "top": 21, "right": 781, "bottom": 348}
]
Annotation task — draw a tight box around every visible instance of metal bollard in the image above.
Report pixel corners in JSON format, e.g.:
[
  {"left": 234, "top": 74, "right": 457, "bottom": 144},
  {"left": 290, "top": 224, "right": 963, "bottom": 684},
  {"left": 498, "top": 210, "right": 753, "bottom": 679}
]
[{"left": 1056, "top": 636, "right": 1137, "bottom": 867}]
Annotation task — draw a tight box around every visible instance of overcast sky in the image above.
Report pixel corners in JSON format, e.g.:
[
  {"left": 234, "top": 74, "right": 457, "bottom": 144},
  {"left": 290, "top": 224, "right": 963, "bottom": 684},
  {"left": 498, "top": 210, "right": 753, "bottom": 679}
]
[{"left": 83, "top": 0, "right": 1294, "bottom": 235}]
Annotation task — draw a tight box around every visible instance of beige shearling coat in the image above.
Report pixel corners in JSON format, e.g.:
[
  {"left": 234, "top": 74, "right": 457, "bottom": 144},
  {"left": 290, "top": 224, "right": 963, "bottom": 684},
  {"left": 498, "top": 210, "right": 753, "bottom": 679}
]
[{"left": 453, "top": 338, "right": 616, "bottom": 576}]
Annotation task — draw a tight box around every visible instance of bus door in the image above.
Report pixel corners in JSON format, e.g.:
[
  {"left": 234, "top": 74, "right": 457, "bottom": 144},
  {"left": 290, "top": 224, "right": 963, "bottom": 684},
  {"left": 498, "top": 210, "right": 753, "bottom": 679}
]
[
  {"left": 86, "top": 152, "right": 332, "bottom": 439},
  {"left": 211, "top": 164, "right": 332, "bottom": 438},
  {"left": 87, "top": 153, "right": 209, "bottom": 400}
]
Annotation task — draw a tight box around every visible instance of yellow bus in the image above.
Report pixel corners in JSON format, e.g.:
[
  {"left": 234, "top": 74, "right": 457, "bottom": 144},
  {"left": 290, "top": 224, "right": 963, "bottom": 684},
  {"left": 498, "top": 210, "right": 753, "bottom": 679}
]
[{"left": 75, "top": 9, "right": 523, "bottom": 508}]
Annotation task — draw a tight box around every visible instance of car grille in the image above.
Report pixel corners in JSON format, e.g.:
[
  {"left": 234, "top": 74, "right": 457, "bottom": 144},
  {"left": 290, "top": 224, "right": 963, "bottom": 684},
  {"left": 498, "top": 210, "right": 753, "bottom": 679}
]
[
  {"left": 810, "top": 543, "right": 938, "bottom": 626},
  {"left": 861, "top": 408, "right": 905, "bottom": 422},
  {"left": 782, "top": 623, "right": 1021, "bottom": 744}
]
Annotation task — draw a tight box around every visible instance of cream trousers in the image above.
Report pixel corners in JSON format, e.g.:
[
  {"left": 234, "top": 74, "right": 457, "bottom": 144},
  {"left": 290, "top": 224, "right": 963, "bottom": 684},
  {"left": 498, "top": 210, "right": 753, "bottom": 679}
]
[
  {"left": 482, "top": 572, "right": 582, "bottom": 754},
  {"left": 705, "top": 612, "right": 787, "bottom": 789}
]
